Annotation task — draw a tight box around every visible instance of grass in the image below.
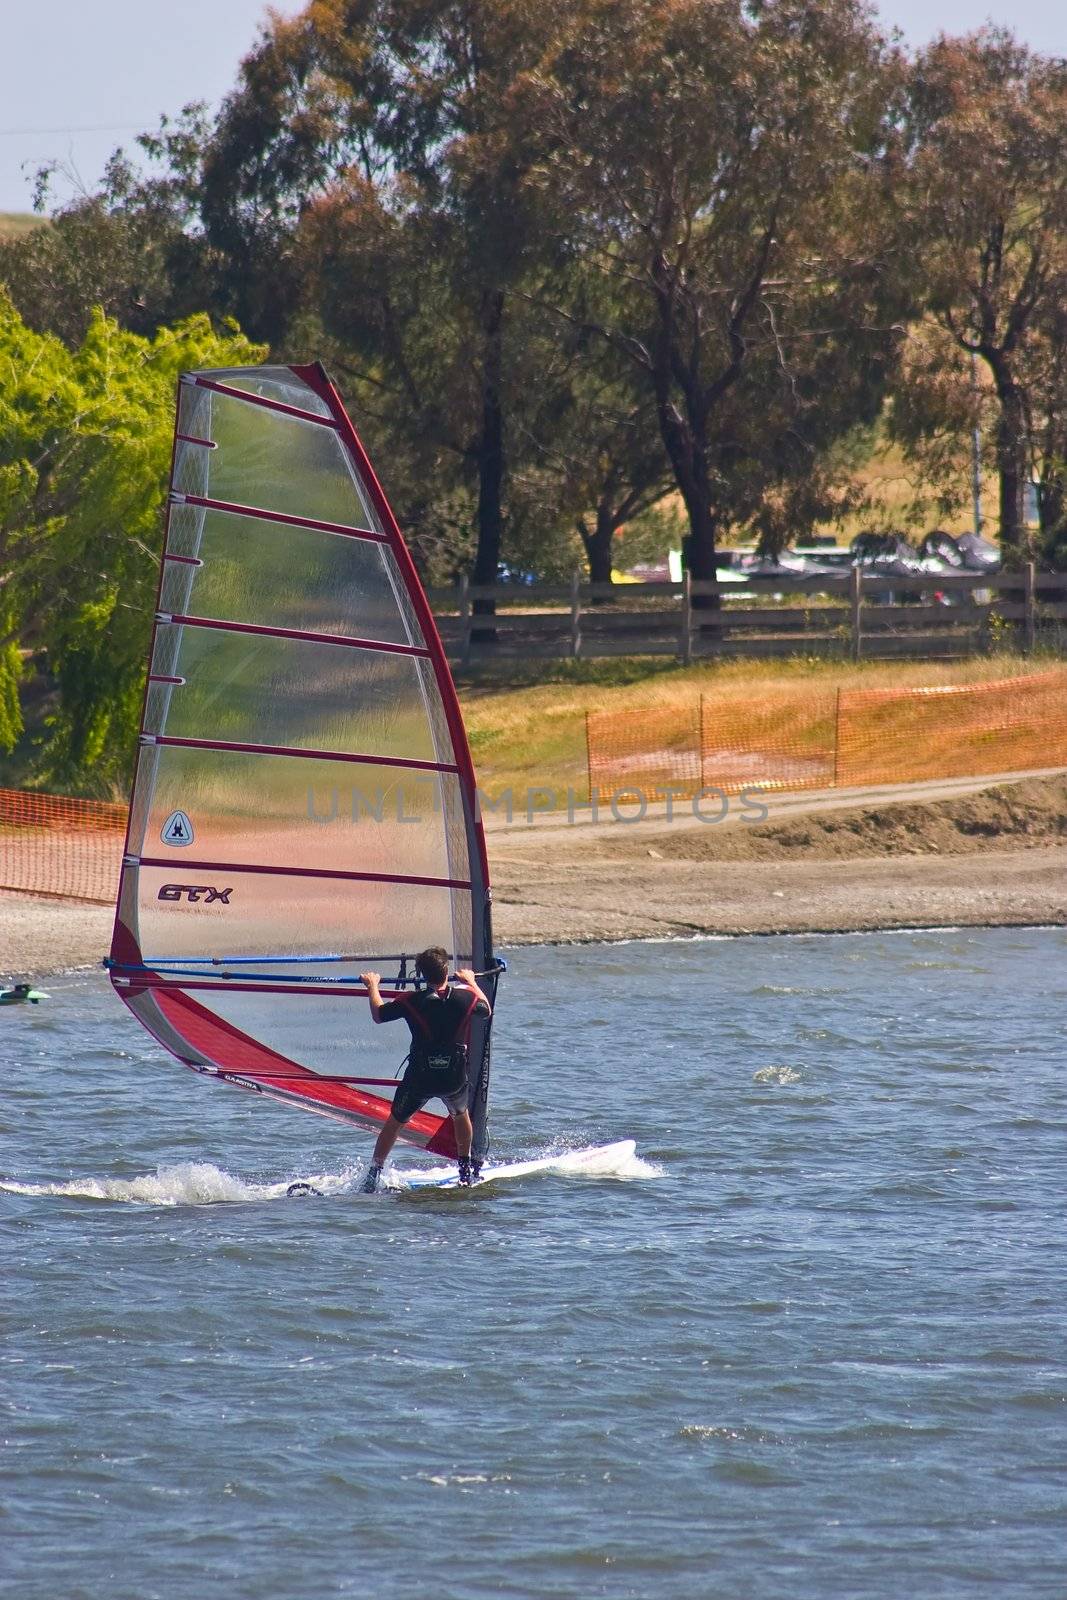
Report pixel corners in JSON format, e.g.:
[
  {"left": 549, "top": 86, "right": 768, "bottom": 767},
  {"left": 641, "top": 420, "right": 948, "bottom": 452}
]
[
  {"left": 456, "top": 652, "right": 1063, "bottom": 804},
  {"left": 0, "top": 212, "right": 47, "bottom": 239}
]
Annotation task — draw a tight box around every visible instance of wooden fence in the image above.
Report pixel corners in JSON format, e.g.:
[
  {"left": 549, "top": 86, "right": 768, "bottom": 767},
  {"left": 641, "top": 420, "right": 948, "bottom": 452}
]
[{"left": 428, "top": 565, "right": 1067, "bottom": 664}]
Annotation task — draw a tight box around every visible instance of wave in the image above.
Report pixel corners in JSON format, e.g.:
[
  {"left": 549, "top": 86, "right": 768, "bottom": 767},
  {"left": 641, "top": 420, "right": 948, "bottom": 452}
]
[
  {"left": 1, "top": 1141, "right": 661, "bottom": 1206},
  {"left": 0, "top": 1162, "right": 358, "bottom": 1206}
]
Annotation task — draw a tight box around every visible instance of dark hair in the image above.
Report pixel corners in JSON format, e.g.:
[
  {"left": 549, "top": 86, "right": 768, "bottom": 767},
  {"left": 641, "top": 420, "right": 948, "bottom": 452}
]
[{"left": 415, "top": 947, "right": 450, "bottom": 985}]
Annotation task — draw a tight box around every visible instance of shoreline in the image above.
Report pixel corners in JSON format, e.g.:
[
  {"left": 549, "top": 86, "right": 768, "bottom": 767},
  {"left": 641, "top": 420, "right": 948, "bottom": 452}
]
[
  {"left": 3, "top": 851, "right": 1064, "bottom": 978},
  {"left": 4, "top": 773, "right": 1066, "bottom": 976}
]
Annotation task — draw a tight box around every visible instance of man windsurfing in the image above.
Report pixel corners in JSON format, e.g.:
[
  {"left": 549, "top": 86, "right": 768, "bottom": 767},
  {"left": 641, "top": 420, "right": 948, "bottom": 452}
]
[{"left": 359, "top": 948, "right": 493, "bottom": 1192}]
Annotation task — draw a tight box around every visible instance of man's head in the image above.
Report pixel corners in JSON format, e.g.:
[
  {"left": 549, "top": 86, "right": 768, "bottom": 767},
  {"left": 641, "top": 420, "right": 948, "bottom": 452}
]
[{"left": 415, "top": 947, "right": 450, "bottom": 986}]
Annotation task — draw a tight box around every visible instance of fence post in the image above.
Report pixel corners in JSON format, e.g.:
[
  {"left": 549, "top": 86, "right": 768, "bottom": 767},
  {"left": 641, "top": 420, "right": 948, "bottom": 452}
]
[
  {"left": 680, "top": 571, "right": 693, "bottom": 664},
  {"left": 699, "top": 692, "right": 706, "bottom": 787},
  {"left": 1024, "top": 561, "right": 1036, "bottom": 655},
  {"left": 850, "top": 566, "right": 863, "bottom": 662},
  {"left": 459, "top": 574, "right": 471, "bottom": 666},
  {"left": 833, "top": 686, "right": 842, "bottom": 787},
  {"left": 570, "top": 569, "right": 582, "bottom": 658}
]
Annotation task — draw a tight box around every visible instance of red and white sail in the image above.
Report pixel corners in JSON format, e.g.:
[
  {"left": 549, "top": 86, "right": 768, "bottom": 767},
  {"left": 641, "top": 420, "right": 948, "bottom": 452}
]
[{"left": 109, "top": 364, "right": 496, "bottom": 1159}]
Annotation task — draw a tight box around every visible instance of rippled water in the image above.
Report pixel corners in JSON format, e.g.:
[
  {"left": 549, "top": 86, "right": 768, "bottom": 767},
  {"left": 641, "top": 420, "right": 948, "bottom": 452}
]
[{"left": 3, "top": 928, "right": 1066, "bottom": 1599}]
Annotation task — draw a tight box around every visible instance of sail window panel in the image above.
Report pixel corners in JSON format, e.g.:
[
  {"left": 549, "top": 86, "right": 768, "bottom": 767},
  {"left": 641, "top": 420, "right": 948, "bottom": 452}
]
[
  {"left": 145, "top": 745, "right": 468, "bottom": 884},
  {"left": 182, "top": 988, "right": 403, "bottom": 1081},
  {"left": 203, "top": 391, "right": 382, "bottom": 532},
  {"left": 157, "top": 509, "right": 424, "bottom": 648},
  {"left": 166, "top": 500, "right": 209, "bottom": 560},
  {"left": 413, "top": 655, "right": 458, "bottom": 770},
  {"left": 145, "top": 625, "right": 437, "bottom": 762},
  {"left": 201, "top": 366, "right": 334, "bottom": 418},
  {"left": 172, "top": 437, "right": 211, "bottom": 500},
  {"left": 135, "top": 864, "right": 461, "bottom": 966},
  {"left": 177, "top": 381, "right": 212, "bottom": 445}
]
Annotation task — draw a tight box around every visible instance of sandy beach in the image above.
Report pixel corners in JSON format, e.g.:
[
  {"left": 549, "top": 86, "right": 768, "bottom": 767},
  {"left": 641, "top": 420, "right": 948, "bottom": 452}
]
[{"left": 3, "top": 771, "right": 1065, "bottom": 977}]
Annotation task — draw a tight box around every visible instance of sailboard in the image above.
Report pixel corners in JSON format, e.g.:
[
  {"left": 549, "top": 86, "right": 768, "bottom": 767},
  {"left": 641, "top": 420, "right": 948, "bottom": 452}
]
[
  {"left": 390, "top": 1140, "right": 640, "bottom": 1192},
  {"left": 107, "top": 363, "right": 501, "bottom": 1163}
]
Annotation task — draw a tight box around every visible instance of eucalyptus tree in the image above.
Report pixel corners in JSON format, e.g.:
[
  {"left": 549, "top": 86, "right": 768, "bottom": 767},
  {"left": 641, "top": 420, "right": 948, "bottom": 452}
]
[
  {"left": 531, "top": 0, "right": 905, "bottom": 594},
  {"left": 898, "top": 30, "right": 1067, "bottom": 556},
  {"left": 180, "top": 0, "right": 576, "bottom": 609}
]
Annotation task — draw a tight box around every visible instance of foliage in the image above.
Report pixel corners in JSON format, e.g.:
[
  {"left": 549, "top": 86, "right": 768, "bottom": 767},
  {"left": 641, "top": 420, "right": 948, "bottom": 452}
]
[
  {"left": 0, "top": 293, "right": 262, "bottom": 792},
  {"left": 530, "top": 0, "right": 908, "bottom": 581},
  {"left": 895, "top": 31, "right": 1067, "bottom": 556}
]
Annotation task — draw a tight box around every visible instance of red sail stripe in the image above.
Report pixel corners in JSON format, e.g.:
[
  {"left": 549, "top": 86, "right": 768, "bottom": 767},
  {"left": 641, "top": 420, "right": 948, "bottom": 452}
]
[
  {"left": 163, "top": 613, "right": 431, "bottom": 658},
  {"left": 192, "top": 375, "right": 342, "bottom": 427},
  {"left": 171, "top": 493, "right": 389, "bottom": 543},
  {"left": 134, "top": 856, "right": 472, "bottom": 890},
  {"left": 154, "top": 734, "right": 459, "bottom": 774}
]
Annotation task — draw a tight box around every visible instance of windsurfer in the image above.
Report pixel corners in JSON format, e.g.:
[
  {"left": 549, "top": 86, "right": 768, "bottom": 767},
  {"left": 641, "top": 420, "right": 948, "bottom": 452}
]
[{"left": 359, "top": 948, "right": 492, "bottom": 1192}]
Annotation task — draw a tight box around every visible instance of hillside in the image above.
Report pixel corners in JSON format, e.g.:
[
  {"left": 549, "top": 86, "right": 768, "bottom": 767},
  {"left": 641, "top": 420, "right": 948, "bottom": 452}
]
[{"left": 0, "top": 212, "right": 46, "bottom": 239}]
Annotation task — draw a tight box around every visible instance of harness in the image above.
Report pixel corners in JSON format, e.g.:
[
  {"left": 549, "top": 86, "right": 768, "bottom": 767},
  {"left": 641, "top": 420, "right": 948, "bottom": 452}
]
[{"left": 395, "top": 985, "right": 481, "bottom": 1086}]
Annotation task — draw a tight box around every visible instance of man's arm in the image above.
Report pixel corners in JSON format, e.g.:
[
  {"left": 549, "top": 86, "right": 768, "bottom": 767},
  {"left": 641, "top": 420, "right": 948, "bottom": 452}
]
[
  {"left": 455, "top": 967, "right": 492, "bottom": 1015},
  {"left": 360, "top": 971, "right": 387, "bottom": 1022}
]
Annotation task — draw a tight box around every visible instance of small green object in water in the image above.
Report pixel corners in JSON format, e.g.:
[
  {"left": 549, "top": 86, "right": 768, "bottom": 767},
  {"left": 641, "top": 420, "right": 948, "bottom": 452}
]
[{"left": 0, "top": 983, "right": 49, "bottom": 1005}]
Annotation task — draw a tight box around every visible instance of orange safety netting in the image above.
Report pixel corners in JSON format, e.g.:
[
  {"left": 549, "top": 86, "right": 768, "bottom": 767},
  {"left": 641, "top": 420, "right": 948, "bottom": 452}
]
[
  {"left": 835, "top": 669, "right": 1067, "bottom": 787},
  {"left": 586, "top": 706, "right": 701, "bottom": 805},
  {"left": 701, "top": 692, "right": 838, "bottom": 794},
  {"left": 0, "top": 788, "right": 126, "bottom": 905},
  {"left": 586, "top": 669, "right": 1067, "bottom": 802}
]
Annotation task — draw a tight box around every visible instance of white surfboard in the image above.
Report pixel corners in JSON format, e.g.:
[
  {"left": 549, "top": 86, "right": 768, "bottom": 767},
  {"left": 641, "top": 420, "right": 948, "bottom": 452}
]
[{"left": 391, "top": 1138, "right": 639, "bottom": 1191}]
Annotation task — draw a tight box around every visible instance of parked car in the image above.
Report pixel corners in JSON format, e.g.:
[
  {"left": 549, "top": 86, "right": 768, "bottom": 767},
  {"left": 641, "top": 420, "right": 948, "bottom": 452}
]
[
  {"left": 920, "top": 530, "right": 1001, "bottom": 573},
  {"left": 849, "top": 531, "right": 929, "bottom": 576}
]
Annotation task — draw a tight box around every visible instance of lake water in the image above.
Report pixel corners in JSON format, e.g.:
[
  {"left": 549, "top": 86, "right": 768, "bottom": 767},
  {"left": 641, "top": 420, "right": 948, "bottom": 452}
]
[{"left": 3, "top": 928, "right": 1066, "bottom": 1599}]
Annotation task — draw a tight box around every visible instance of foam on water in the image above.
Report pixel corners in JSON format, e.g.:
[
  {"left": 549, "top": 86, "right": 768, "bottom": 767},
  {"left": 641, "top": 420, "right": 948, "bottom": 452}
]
[
  {"left": 0, "top": 1162, "right": 356, "bottom": 1206},
  {"left": 1, "top": 1142, "right": 661, "bottom": 1206}
]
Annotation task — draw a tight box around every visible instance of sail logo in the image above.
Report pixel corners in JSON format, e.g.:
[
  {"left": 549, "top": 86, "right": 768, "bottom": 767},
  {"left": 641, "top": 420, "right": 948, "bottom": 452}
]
[
  {"left": 161, "top": 810, "right": 194, "bottom": 847},
  {"left": 157, "top": 884, "right": 233, "bottom": 904}
]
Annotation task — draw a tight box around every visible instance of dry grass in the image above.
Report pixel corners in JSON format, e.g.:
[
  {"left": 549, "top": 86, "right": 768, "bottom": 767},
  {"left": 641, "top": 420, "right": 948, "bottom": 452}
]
[
  {"left": 0, "top": 212, "right": 47, "bottom": 239},
  {"left": 458, "top": 653, "right": 1061, "bottom": 803}
]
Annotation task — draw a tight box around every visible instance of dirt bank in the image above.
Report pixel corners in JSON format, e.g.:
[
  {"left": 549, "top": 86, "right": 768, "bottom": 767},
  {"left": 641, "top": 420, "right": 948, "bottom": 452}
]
[
  {"left": 487, "top": 774, "right": 1067, "bottom": 943},
  {"left": 3, "top": 775, "right": 1065, "bottom": 975}
]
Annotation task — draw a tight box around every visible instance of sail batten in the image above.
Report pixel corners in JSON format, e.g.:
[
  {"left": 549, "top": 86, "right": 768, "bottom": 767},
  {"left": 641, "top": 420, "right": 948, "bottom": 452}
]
[
  {"left": 110, "top": 361, "right": 498, "bottom": 1159},
  {"left": 169, "top": 493, "right": 389, "bottom": 542}
]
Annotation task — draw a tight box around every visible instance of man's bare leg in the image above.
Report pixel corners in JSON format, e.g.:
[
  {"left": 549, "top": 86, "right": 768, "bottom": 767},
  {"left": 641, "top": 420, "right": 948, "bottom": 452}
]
[
  {"left": 362, "top": 1114, "right": 403, "bottom": 1192},
  {"left": 452, "top": 1108, "right": 473, "bottom": 1160}
]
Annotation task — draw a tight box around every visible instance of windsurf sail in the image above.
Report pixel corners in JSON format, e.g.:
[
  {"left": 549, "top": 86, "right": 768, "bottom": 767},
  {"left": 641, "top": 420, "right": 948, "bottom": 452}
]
[{"left": 108, "top": 363, "right": 500, "bottom": 1161}]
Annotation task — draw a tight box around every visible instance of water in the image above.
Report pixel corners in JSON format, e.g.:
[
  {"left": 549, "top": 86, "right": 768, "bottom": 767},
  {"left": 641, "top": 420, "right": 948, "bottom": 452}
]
[{"left": 3, "top": 928, "right": 1066, "bottom": 1599}]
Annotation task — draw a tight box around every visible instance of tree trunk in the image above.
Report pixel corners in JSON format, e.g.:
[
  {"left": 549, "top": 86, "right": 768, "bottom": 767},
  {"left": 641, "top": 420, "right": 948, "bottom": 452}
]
[
  {"left": 1038, "top": 468, "right": 1067, "bottom": 565},
  {"left": 578, "top": 502, "right": 617, "bottom": 594},
  {"left": 658, "top": 426, "right": 721, "bottom": 617},
  {"left": 471, "top": 288, "right": 505, "bottom": 641},
  {"left": 987, "top": 353, "right": 1029, "bottom": 559},
  {"left": 650, "top": 340, "right": 721, "bottom": 616}
]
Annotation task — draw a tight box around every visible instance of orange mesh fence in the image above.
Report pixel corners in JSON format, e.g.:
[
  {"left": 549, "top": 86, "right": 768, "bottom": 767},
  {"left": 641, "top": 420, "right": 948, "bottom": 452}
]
[
  {"left": 586, "top": 706, "right": 700, "bottom": 804},
  {"left": 835, "top": 669, "right": 1067, "bottom": 787},
  {"left": 701, "top": 692, "right": 838, "bottom": 793},
  {"left": 0, "top": 788, "right": 126, "bottom": 904},
  {"left": 587, "top": 670, "right": 1067, "bottom": 802}
]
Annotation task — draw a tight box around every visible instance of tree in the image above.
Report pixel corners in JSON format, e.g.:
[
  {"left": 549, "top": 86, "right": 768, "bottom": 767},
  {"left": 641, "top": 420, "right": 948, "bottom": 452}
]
[
  {"left": 0, "top": 116, "right": 213, "bottom": 347},
  {"left": 900, "top": 30, "right": 1067, "bottom": 556},
  {"left": 532, "top": 0, "right": 905, "bottom": 598},
  {"left": 0, "top": 293, "right": 261, "bottom": 792},
  {"left": 167, "top": 0, "right": 577, "bottom": 616}
]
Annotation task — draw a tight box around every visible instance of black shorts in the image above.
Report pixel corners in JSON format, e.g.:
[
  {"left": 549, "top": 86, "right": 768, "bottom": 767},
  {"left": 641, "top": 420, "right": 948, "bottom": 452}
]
[{"left": 391, "top": 1068, "right": 469, "bottom": 1125}]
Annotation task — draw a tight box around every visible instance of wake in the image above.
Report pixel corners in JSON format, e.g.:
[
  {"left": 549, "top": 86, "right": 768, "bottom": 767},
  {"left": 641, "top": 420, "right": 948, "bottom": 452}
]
[{"left": 0, "top": 1141, "right": 660, "bottom": 1206}]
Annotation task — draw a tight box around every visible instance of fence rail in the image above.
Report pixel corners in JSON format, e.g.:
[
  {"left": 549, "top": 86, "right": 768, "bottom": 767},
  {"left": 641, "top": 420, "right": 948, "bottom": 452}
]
[{"left": 428, "top": 565, "right": 1067, "bottom": 664}]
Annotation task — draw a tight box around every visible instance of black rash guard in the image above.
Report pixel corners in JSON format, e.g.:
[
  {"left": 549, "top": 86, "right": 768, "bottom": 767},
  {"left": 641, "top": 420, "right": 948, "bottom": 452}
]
[{"left": 378, "top": 984, "right": 490, "bottom": 1123}]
